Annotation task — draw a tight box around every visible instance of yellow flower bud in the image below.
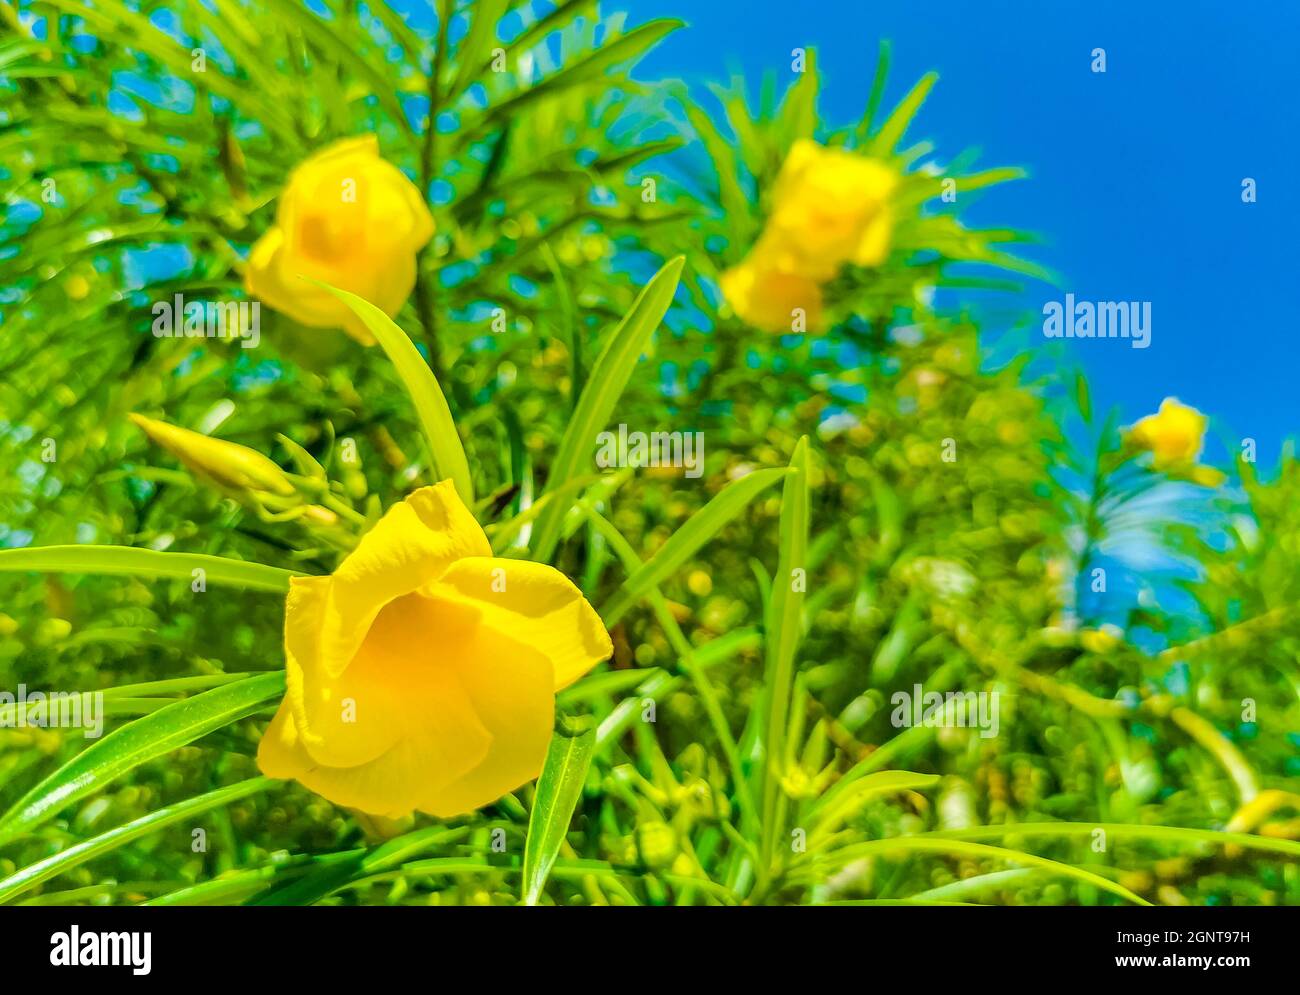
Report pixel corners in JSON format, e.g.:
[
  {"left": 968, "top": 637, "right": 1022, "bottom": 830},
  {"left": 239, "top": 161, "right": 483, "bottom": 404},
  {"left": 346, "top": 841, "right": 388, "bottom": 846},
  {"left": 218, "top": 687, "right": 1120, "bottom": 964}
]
[
  {"left": 686, "top": 569, "right": 713, "bottom": 597},
  {"left": 34, "top": 617, "right": 72, "bottom": 644},
  {"left": 245, "top": 134, "right": 434, "bottom": 345},
  {"left": 302, "top": 504, "right": 340, "bottom": 527},
  {"left": 635, "top": 820, "right": 678, "bottom": 869},
  {"left": 64, "top": 275, "right": 91, "bottom": 301},
  {"left": 129, "top": 413, "right": 295, "bottom": 499}
]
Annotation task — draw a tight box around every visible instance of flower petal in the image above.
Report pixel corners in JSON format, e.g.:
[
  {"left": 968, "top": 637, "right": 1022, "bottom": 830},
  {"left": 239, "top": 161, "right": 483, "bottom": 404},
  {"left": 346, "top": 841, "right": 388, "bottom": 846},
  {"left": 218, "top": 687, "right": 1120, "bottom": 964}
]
[
  {"left": 311, "top": 482, "right": 489, "bottom": 680},
  {"left": 261, "top": 593, "right": 553, "bottom": 819},
  {"left": 429, "top": 557, "right": 612, "bottom": 690},
  {"left": 286, "top": 583, "right": 487, "bottom": 769},
  {"left": 419, "top": 615, "right": 557, "bottom": 817}
]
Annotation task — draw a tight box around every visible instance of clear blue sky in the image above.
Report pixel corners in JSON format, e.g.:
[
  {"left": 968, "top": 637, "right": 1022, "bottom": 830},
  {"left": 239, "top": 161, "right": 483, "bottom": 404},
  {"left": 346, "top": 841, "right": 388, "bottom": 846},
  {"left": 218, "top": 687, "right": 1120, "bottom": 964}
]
[{"left": 622, "top": 0, "right": 1299, "bottom": 471}]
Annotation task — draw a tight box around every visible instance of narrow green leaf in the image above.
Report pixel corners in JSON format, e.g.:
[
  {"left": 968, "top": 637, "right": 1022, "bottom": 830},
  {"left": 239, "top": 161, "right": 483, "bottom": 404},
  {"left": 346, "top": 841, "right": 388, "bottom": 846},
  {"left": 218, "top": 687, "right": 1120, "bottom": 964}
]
[
  {"left": 320, "top": 284, "right": 474, "bottom": 507},
  {"left": 807, "top": 837, "right": 1149, "bottom": 906},
  {"left": 907, "top": 868, "right": 1040, "bottom": 903},
  {"left": 531, "top": 256, "right": 684, "bottom": 561},
  {"left": 539, "top": 242, "right": 583, "bottom": 406},
  {"left": 481, "top": 0, "right": 598, "bottom": 73},
  {"left": 368, "top": 0, "right": 427, "bottom": 64},
  {"left": 447, "top": 0, "right": 509, "bottom": 103},
  {"left": 0, "top": 778, "right": 272, "bottom": 904},
  {"left": 1074, "top": 369, "right": 1092, "bottom": 423},
  {"left": 558, "top": 667, "right": 660, "bottom": 706},
  {"left": 264, "top": 0, "right": 412, "bottom": 142},
  {"left": 759, "top": 437, "right": 810, "bottom": 869},
  {"left": 145, "top": 852, "right": 360, "bottom": 906},
  {"left": 927, "top": 822, "right": 1300, "bottom": 859},
  {"left": 678, "top": 95, "right": 751, "bottom": 226},
  {"left": 857, "top": 40, "right": 891, "bottom": 141},
  {"left": 868, "top": 71, "right": 937, "bottom": 156},
  {"left": 482, "top": 21, "right": 683, "bottom": 127},
  {"left": 522, "top": 717, "right": 596, "bottom": 906},
  {"left": 0, "top": 673, "right": 286, "bottom": 848},
  {"left": 809, "top": 771, "right": 938, "bottom": 839},
  {"left": 486, "top": 474, "right": 603, "bottom": 553},
  {"left": 99, "top": 674, "right": 255, "bottom": 699},
  {"left": 0, "top": 545, "right": 300, "bottom": 592},
  {"left": 247, "top": 824, "right": 467, "bottom": 906},
  {"left": 778, "top": 48, "right": 819, "bottom": 144},
  {"left": 599, "top": 465, "right": 788, "bottom": 625},
  {"left": 39, "top": 0, "right": 300, "bottom": 144}
]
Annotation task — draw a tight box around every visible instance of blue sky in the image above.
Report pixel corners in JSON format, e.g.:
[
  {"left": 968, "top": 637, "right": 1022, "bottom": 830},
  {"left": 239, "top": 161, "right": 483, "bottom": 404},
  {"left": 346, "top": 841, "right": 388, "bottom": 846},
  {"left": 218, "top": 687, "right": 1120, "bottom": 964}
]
[{"left": 622, "top": 0, "right": 1300, "bottom": 472}]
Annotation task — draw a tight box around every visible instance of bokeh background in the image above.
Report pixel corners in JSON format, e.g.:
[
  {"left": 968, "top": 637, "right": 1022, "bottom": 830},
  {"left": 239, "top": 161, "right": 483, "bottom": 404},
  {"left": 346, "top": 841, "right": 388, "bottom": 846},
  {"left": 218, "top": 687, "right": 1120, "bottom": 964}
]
[
  {"left": 622, "top": 0, "right": 1300, "bottom": 463},
  {"left": 1, "top": 0, "right": 1297, "bottom": 907}
]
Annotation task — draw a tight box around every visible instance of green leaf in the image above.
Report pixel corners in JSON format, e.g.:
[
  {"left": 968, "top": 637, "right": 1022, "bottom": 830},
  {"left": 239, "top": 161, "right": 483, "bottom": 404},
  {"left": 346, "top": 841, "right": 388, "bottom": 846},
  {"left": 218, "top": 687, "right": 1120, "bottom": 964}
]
[
  {"left": 98, "top": 674, "right": 256, "bottom": 699},
  {"left": 867, "top": 71, "right": 937, "bottom": 156},
  {"left": 809, "top": 771, "right": 937, "bottom": 840},
  {"left": 539, "top": 242, "right": 583, "bottom": 406},
  {"left": 522, "top": 716, "right": 596, "bottom": 906},
  {"left": 856, "top": 40, "right": 891, "bottom": 141},
  {"left": 778, "top": 49, "right": 819, "bottom": 145},
  {"left": 38, "top": 0, "right": 301, "bottom": 144},
  {"left": 599, "top": 465, "right": 789, "bottom": 625},
  {"left": 678, "top": 93, "right": 752, "bottom": 229},
  {"left": 558, "top": 667, "right": 660, "bottom": 706},
  {"left": 447, "top": 0, "right": 509, "bottom": 104},
  {"left": 481, "top": 20, "right": 683, "bottom": 127},
  {"left": 1074, "top": 368, "right": 1092, "bottom": 423},
  {"left": 0, "top": 778, "right": 272, "bottom": 904},
  {"left": 530, "top": 256, "right": 684, "bottom": 561},
  {"left": 320, "top": 283, "right": 474, "bottom": 507},
  {"left": 807, "top": 837, "right": 1149, "bottom": 906},
  {"left": 483, "top": 0, "right": 598, "bottom": 72},
  {"left": 0, "top": 673, "right": 286, "bottom": 849},
  {"left": 146, "top": 852, "right": 361, "bottom": 906},
  {"left": 263, "top": 0, "right": 412, "bottom": 143},
  {"left": 486, "top": 473, "right": 604, "bottom": 553},
  {"left": 0, "top": 545, "right": 300, "bottom": 592},
  {"left": 248, "top": 825, "right": 465, "bottom": 906},
  {"left": 759, "top": 437, "right": 810, "bottom": 868},
  {"left": 927, "top": 822, "right": 1300, "bottom": 860}
]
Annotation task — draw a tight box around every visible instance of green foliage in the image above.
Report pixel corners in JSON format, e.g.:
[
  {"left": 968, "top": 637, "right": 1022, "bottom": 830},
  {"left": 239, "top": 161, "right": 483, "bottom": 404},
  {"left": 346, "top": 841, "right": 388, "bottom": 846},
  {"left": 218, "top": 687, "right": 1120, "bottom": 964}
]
[
  {"left": 522, "top": 714, "right": 596, "bottom": 905},
  {"left": 0, "top": 0, "right": 1296, "bottom": 908}
]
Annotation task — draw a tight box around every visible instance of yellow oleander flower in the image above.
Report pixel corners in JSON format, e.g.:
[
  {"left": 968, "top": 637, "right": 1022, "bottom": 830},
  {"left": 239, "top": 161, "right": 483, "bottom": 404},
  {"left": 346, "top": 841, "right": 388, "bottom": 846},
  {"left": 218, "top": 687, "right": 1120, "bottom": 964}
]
[
  {"left": 719, "top": 257, "right": 824, "bottom": 333},
  {"left": 1128, "top": 398, "right": 1205, "bottom": 465},
  {"left": 245, "top": 135, "right": 434, "bottom": 346},
  {"left": 762, "top": 139, "right": 898, "bottom": 281},
  {"left": 129, "top": 413, "right": 295, "bottom": 500},
  {"left": 1127, "top": 397, "right": 1225, "bottom": 486},
  {"left": 257, "top": 480, "right": 612, "bottom": 817}
]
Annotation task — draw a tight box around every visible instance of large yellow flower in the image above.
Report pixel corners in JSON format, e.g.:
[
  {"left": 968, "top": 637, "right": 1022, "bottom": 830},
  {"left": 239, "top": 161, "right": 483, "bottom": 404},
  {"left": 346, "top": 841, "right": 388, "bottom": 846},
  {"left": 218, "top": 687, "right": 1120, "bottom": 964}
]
[
  {"left": 245, "top": 135, "right": 434, "bottom": 346},
  {"left": 257, "top": 481, "right": 611, "bottom": 817},
  {"left": 761, "top": 139, "right": 897, "bottom": 281},
  {"left": 1127, "top": 397, "right": 1224, "bottom": 486}
]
